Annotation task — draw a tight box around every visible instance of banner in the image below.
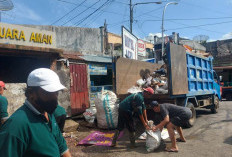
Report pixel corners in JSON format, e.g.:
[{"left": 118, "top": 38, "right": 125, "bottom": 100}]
[
  {"left": 122, "top": 26, "right": 138, "bottom": 60},
  {"left": 137, "top": 39, "right": 146, "bottom": 56}
]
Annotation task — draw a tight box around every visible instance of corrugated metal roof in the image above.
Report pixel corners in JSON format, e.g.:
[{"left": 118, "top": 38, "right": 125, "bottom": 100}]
[
  {"left": 63, "top": 54, "right": 84, "bottom": 60},
  {"left": 80, "top": 55, "right": 112, "bottom": 63}
]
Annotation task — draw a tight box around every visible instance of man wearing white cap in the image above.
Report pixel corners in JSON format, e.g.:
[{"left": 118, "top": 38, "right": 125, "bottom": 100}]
[{"left": 0, "top": 68, "right": 71, "bottom": 157}]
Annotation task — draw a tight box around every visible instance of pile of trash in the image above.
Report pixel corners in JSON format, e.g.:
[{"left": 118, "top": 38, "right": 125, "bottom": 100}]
[{"left": 128, "top": 64, "right": 168, "bottom": 94}]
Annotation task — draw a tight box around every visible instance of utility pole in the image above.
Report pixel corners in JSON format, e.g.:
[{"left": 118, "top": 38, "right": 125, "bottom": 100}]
[{"left": 130, "top": 0, "right": 133, "bottom": 33}]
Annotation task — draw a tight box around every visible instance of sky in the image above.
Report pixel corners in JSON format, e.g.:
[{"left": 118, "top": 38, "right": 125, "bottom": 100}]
[{"left": 1, "top": 0, "right": 232, "bottom": 42}]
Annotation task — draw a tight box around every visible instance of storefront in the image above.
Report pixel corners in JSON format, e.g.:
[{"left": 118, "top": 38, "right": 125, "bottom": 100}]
[
  {"left": 80, "top": 55, "right": 113, "bottom": 107},
  {"left": 0, "top": 22, "right": 64, "bottom": 115}
]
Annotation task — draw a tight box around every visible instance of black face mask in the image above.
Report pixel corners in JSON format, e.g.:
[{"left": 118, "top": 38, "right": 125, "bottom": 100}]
[{"left": 35, "top": 96, "right": 58, "bottom": 114}]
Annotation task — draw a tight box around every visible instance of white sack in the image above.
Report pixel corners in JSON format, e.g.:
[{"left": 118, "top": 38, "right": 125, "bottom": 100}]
[
  {"left": 146, "top": 130, "right": 161, "bottom": 152},
  {"left": 83, "top": 107, "right": 97, "bottom": 124},
  {"left": 127, "top": 86, "right": 142, "bottom": 94},
  {"left": 95, "top": 90, "right": 119, "bottom": 129},
  {"left": 137, "top": 79, "right": 145, "bottom": 87}
]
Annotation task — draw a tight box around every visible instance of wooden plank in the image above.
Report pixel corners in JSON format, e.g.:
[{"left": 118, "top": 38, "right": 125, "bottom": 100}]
[
  {"left": 116, "top": 58, "right": 161, "bottom": 95},
  {"left": 168, "top": 43, "right": 188, "bottom": 95}
]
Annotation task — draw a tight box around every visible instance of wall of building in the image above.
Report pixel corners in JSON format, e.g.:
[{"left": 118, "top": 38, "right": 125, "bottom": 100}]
[
  {"left": 206, "top": 39, "right": 232, "bottom": 66},
  {"left": 4, "top": 83, "right": 26, "bottom": 116},
  {"left": 25, "top": 25, "right": 103, "bottom": 55},
  {"left": 55, "top": 61, "right": 72, "bottom": 117}
]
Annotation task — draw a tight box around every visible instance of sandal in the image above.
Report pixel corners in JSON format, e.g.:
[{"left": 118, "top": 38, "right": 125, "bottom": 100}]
[
  {"left": 176, "top": 138, "right": 186, "bottom": 142},
  {"left": 165, "top": 147, "right": 178, "bottom": 152}
]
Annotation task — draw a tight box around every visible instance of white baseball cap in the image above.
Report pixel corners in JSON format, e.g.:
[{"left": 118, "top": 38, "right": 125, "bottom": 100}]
[{"left": 27, "top": 68, "right": 66, "bottom": 92}]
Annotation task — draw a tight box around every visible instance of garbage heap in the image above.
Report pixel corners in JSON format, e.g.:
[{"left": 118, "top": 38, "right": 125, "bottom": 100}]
[{"left": 128, "top": 64, "right": 168, "bottom": 94}]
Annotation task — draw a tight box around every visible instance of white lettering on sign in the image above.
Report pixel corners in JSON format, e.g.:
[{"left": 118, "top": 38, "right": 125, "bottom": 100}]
[
  {"left": 122, "top": 26, "right": 138, "bottom": 60},
  {"left": 124, "top": 35, "right": 134, "bottom": 51},
  {"left": 0, "top": 22, "right": 56, "bottom": 48}
]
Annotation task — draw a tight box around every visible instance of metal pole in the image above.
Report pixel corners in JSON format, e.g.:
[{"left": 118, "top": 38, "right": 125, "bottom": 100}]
[
  {"left": 130, "top": 0, "right": 133, "bottom": 33},
  {"left": 161, "top": 2, "right": 178, "bottom": 58},
  {"left": 130, "top": 1, "right": 162, "bottom": 33}
]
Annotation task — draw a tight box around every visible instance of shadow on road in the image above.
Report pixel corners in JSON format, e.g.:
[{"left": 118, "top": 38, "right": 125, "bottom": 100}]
[
  {"left": 80, "top": 140, "right": 167, "bottom": 155},
  {"left": 224, "top": 136, "right": 232, "bottom": 145},
  {"left": 196, "top": 109, "right": 212, "bottom": 118}
]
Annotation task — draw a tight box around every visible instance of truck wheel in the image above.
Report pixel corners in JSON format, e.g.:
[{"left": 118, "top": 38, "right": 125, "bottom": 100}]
[
  {"left": 185, "top": 102, "right": 196, "bottom": 128},
  {"left": 211, "top": 96, "right": 219, "bottom": 114}
]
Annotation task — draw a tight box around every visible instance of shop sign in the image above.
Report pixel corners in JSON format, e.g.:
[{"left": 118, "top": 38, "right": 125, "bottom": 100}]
[
  {"left": 89, "top": 64, "right": 107, "bottom": 75},
  {"left": 122, "top": 26, "right": 138, "bottom": 60},
  {"left": 0, "top": 22, "right": 56, "bottom": 48},
  {"left": 137, "top": 39, "right": 146, "bottom": 56}
]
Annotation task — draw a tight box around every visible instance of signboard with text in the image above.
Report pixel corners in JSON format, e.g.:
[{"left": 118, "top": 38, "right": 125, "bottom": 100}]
[
  {"left": 89, "top": 64, "right": 107, "bottom": 75},
  {"left": 122, "top": 26, "right": 138, "bottom": 60},
  {"left": 0, "top": 22, "right": 56, "bottom": 48},
  {"left": 137, "top": 39, "right": 146, "bottom": 56}
]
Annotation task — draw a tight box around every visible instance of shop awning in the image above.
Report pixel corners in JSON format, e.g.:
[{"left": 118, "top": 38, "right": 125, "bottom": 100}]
[
  {"left": 80, "top": 55, "right": 112, "bottom": 63},
  {"left": 0, "top": 43, "right": 63, "bottom": 57}
]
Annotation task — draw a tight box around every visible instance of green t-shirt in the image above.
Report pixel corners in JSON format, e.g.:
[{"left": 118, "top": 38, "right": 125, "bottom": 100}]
[
  {"left": 53, "top": 105, "right": 66, "bottom": 118},
  {"left": 0, "top": 101, "right": 68, "bottom": 157},
  {"left": 119, "top": 92, "right": 146, "bottom": 115},
  {"left": 0, "top": 95, "right": 8, "bottom": 119}
]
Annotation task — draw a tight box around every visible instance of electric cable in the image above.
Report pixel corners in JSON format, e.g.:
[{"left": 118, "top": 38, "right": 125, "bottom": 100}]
[
  {"left": 61, "top": 0, "right": 102, "bottom": 26},
  {"left": 74, "top": 0, "right": 112, "bottom": 26},
  {"left": 167, "top": 20, "right": 232, "bottom": 31},
  {"left": 51, "top": 0, "right": 87, "bottom": 25},
  {"left": 83, "top": 0, "right": 115, "bottom": 27}
]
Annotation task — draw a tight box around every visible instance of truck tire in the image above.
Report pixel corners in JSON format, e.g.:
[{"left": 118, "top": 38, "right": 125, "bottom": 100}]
[
  {"left": 185, "top": 102, "right": 196, "bottom": 128},
  {"left": 211, "top": 96, "right": 219, "bottom": 114}
]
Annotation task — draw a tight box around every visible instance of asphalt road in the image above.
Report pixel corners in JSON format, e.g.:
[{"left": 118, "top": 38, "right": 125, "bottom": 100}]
[{"left": 72, "top": 101, "right": 232, "bottom": 157}]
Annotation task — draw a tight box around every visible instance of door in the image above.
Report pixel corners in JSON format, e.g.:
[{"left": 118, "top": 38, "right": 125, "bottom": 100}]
[{"left": 70, "top": 64, "right": 89, "bottom": 115}]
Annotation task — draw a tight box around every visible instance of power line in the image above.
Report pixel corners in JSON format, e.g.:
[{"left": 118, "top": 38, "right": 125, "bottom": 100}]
[
  {"left": 61, "top": 0, "right": 102, "bottom": 26},
  {"left": 138, "top": 12, "right": 225, "bottom": 34},
  {"left": 56, "top": 0, "right": 77, "bottom": 5},
  {"left": 182, "top": 1, "right": 229, "bottom": 16},
  {"left": 136, "top": 22, "right": 147, "bottom": 37},
  {"left": 135, "top": 5, "right": 164, "bottom": 18},
  {"left": 74, "top": 0, "right": 113, "bottom": 26},
  {"left": 83, "top": 0, "right": 115, "bottom": 27},
  {"left": 108, "top": 20, "right": 129, "bottom": 28},
  {"left": 51, "top": 0, "right": 87, "bottom": 25},
  {"left": 167, "top": 20, "right": 232, "bottom": 31},
  {"left": 57, "top": 0, "right": 126, "bottom": 21},
  {"left": 139, "top": 16, "right": 232, "bottom": 22}
]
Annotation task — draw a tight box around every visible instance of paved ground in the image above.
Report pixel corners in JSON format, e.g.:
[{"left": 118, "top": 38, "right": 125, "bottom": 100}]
[{"left": 66, "top": 101, "right": 232, "bottom": 157}]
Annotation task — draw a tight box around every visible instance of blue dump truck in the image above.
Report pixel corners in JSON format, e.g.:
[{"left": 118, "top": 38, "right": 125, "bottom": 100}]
[{"left": 115, "top": 42, "right": 221, "bottom": 127}]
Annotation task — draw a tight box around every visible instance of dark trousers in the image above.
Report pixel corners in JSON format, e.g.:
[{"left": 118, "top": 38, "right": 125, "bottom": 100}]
[
  {"left": 117, "top": 108, "right": 135, "bottom": 132},
  {"left": 55, "top": 115, "right": 66, "bottom": 133}
]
